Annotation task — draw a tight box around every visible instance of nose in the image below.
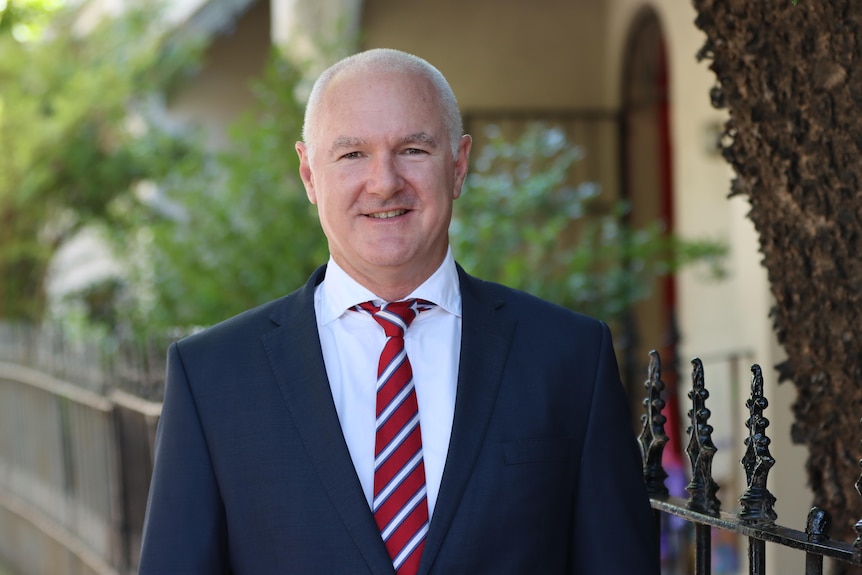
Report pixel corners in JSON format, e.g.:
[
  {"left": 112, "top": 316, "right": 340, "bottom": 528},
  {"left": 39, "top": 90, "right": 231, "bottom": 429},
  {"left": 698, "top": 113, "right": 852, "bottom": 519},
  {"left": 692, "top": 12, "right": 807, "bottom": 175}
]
[{"left": 365, "top": 153, "right": 403, "bottom": 199}]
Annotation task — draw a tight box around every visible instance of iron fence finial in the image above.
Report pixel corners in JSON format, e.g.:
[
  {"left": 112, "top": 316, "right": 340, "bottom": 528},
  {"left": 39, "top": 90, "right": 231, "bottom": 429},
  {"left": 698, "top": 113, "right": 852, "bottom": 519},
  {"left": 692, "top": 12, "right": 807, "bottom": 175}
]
[
  {"left": 638, "top": 350, "right": 669, "bottom": 498},
  {"left": 685, "top": 357, "right": 721, "bottom": 515},
  {"left": 738, "top": 364, "right": 777, "bottom": 524}
]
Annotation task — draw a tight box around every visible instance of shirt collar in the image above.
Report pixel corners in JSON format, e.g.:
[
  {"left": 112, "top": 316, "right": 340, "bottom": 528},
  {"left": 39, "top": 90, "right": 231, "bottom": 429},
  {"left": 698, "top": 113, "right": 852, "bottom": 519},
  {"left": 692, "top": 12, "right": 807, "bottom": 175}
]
[{"left": 318, "top": 247, "right": 462, "bottom": 325}]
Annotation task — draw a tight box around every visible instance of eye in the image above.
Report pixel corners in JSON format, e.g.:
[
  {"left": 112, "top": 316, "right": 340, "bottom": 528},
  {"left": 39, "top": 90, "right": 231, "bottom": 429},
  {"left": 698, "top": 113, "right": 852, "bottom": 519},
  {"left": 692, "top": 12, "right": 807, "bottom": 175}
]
[
  {"left": 340, "top": 151, "right": 362, "bottom": 159},
  {"left": 403, "top": 148, "right": 428, "bottom": 155}
]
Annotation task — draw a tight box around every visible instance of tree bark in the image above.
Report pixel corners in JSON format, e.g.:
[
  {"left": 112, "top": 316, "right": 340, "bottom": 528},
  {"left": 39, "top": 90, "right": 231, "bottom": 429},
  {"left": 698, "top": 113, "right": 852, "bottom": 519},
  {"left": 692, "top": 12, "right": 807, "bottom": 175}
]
[{"left": 692, "top": 0, "right": 862, "bottom": 556}]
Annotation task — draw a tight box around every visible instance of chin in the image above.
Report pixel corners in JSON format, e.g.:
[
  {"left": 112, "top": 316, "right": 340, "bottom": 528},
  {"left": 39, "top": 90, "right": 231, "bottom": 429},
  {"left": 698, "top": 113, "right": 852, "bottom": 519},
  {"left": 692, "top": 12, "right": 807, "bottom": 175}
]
[
  {"left": 359, "top": 243, "right": 415, "bottom": 266},
  {"left": 363, "top": 254, "right": 415, "bottom": 270}
]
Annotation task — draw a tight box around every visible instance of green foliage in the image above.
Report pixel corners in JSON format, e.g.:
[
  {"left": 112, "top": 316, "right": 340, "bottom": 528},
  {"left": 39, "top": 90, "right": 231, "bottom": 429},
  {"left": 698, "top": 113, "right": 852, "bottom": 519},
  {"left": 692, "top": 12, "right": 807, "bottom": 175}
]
[
  {"left": 451, "top": 124, "right": 727, "bottom": 323},
  {"left": 111, "top": 53, "right": 327, "bottom": 335},
  {"left": 0, "top": 0, "right": 65, "bottom": 38},
  {"left": 0, "top": 0, "right": 200, "bottom": 321}
]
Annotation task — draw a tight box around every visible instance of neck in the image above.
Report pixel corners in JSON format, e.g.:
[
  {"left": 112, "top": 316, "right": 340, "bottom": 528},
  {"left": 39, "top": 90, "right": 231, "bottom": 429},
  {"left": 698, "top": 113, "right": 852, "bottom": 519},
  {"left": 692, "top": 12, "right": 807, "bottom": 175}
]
[
  {"left": 332, "top": 254, "right": 446, "bottom": 302},
  {"left": 352, "top": 271, "right": 428, "bottom": 303}
]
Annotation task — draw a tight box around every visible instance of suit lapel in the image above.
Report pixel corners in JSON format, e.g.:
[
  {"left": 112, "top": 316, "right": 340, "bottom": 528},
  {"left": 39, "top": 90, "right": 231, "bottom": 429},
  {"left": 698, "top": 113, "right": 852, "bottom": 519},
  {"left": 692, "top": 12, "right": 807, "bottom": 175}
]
[
  {"left": 418, "top": 268, "right": 516, "bottom": 575},
  {"left": 261, "top": 266, "right": 395, "bottom": 575}
]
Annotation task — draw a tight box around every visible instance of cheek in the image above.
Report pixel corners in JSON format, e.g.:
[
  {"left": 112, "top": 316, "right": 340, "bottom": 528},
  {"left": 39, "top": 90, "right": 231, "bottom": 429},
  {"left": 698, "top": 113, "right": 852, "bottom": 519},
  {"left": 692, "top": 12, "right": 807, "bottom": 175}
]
[
  {"left": 315, "top": 188, "right": 352, "bottom": 230},
  {"left": 313, "top": 177, "right": 342, "bottom": 211}
]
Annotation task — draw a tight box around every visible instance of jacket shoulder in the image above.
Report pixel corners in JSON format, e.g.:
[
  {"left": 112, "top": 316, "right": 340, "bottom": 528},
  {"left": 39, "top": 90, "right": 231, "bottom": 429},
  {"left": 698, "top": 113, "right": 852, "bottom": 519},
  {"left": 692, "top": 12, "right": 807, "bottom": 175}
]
[
  {"left": 459, "top": 268, "right": 607, "bottom": 333},
  {"left": 175, "top": 265, "right": 325, "bottom": 357}
]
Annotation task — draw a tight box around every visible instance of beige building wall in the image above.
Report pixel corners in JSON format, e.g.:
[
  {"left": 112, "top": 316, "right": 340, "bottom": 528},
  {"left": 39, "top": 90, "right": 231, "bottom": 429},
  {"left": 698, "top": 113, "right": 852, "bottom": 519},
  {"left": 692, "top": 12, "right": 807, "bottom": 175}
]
[
  {"left": 167, "top": 0, "right": 272, "bottom": 147},
  {"left": 360, "top": 0, "right": 609, "bottom": 111}
]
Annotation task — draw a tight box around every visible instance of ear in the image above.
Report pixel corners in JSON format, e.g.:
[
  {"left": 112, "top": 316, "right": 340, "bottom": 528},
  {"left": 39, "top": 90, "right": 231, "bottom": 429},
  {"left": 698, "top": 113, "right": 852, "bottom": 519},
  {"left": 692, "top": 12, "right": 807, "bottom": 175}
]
[
  {"left": 452, "top": 134, "right": 472, "bottom": 200},
  {"left": 296, "top": 142, "right": 317, "bottom": 204}
]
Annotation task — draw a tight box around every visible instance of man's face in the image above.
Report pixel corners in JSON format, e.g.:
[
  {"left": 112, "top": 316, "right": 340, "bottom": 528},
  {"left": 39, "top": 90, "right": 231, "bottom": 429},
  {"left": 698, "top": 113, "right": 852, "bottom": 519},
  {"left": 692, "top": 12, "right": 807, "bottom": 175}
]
[{"left": 296, "top": 68, "right": 471, "bottom": 295}]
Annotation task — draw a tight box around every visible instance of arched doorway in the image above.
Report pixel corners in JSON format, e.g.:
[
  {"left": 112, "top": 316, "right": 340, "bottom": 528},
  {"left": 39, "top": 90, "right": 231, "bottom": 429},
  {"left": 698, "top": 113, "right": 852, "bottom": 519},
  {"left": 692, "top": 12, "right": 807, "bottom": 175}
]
[
  {"left": 620, "top": 7, "right": 677, "bottom": 406},
  {"left": 621, "top": 8, "right": 691, "bottom": 572}
]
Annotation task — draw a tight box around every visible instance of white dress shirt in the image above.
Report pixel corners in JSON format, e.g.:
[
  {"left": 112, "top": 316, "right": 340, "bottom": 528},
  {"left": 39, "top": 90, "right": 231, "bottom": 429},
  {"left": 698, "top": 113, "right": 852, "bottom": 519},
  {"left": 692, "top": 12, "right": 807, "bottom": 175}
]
[{"left": 313, "top": 248, "right": 462, "bottom": 519}]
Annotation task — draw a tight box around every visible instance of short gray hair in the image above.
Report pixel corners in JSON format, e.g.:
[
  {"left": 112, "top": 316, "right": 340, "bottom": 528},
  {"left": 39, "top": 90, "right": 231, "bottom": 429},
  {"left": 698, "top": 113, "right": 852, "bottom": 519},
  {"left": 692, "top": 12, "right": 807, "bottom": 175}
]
[{"left": 301, "top": 48, "right": 463, "bottom": 160}]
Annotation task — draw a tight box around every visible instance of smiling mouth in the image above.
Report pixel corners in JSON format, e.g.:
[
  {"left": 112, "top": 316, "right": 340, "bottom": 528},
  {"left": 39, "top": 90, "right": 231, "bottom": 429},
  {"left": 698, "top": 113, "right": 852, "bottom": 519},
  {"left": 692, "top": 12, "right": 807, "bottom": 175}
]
[{"left": 367, "top": 209, "right": 409, "bottom": 219}]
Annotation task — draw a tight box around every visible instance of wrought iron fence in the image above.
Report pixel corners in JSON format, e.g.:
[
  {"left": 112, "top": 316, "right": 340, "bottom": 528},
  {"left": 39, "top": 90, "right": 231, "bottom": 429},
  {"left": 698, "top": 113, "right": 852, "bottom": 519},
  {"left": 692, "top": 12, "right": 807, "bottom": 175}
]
[
  {"left": 0, "top": 322, "right": 169, "bottom": 401},
  {"left": 0, "top": 356, "right": 161, "bottom": 574},
  {"left": 642, "top": 349, "right": 862, "bottom": 575}
]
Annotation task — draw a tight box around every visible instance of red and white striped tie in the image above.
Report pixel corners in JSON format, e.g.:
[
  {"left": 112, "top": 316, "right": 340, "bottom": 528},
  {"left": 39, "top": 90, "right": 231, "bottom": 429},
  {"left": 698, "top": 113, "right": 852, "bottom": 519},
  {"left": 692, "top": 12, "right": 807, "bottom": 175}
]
[{"left": 356, "top": 299, "right": 434, "bottom": 575}]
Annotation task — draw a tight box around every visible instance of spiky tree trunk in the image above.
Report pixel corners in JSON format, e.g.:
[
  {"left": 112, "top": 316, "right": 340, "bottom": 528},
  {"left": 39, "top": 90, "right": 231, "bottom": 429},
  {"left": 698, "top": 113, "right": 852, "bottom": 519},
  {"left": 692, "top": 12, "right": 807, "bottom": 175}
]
[{"left": 693, "top": 0, "right": 862, "bottom": 554}]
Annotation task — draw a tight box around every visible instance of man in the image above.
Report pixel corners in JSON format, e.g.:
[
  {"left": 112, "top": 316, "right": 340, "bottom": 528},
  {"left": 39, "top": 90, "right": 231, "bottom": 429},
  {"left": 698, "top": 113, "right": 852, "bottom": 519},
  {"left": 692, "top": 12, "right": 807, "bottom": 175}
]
[{"left": 138, "top": 48, "right": 659, "bottom": 574}]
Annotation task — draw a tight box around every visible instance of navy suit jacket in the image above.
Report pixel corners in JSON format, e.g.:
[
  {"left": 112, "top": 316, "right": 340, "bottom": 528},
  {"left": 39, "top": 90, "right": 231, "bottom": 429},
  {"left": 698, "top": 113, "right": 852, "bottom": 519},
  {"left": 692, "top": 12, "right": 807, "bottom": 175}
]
[{"left": 138, "top": 265, "right": 659, "bottom": 574}]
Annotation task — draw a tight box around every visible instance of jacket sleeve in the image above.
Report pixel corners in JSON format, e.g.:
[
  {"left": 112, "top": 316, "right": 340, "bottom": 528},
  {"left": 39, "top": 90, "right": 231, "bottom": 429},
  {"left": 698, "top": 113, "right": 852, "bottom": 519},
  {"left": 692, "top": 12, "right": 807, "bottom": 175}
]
[
  {"left": 138, "top": 342, "right": 231, "bottom": 574},
  {"left": 568, "top": 323, "right": 661, "bottom": 575}
]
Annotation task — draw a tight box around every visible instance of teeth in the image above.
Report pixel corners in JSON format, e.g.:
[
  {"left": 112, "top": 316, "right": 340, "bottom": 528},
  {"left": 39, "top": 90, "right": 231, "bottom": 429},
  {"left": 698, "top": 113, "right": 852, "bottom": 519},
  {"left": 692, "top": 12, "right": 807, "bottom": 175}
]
[{"left": 368, "top": 209, "right": 407, "bottom": 219}]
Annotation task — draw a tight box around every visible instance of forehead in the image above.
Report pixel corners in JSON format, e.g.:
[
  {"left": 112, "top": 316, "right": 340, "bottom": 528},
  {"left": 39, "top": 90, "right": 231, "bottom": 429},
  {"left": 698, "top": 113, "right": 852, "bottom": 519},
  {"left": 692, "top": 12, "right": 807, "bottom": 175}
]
[{"left": 315, "top": 68, "right": 443, "bottom": 140}]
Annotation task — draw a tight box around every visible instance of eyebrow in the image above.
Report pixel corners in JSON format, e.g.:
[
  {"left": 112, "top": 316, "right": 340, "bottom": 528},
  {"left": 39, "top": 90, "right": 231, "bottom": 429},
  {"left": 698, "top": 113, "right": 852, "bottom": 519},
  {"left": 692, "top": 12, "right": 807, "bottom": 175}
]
[
  {"left": 328, "top": 136, "right": 367, "bottom": 156},
  {"left": 327, "top": 132, "right": 439, "bottom": 156},
  {"left": 400, "top": 132, "right": 438, "bottom": 148}
]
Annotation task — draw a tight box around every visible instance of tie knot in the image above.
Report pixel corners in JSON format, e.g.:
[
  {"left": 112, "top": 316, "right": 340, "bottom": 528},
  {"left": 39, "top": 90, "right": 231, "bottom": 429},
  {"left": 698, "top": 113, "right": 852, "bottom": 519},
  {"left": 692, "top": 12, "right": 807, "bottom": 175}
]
[{"left": 356, "top": 299, "right": 434, "bottom": 338}]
